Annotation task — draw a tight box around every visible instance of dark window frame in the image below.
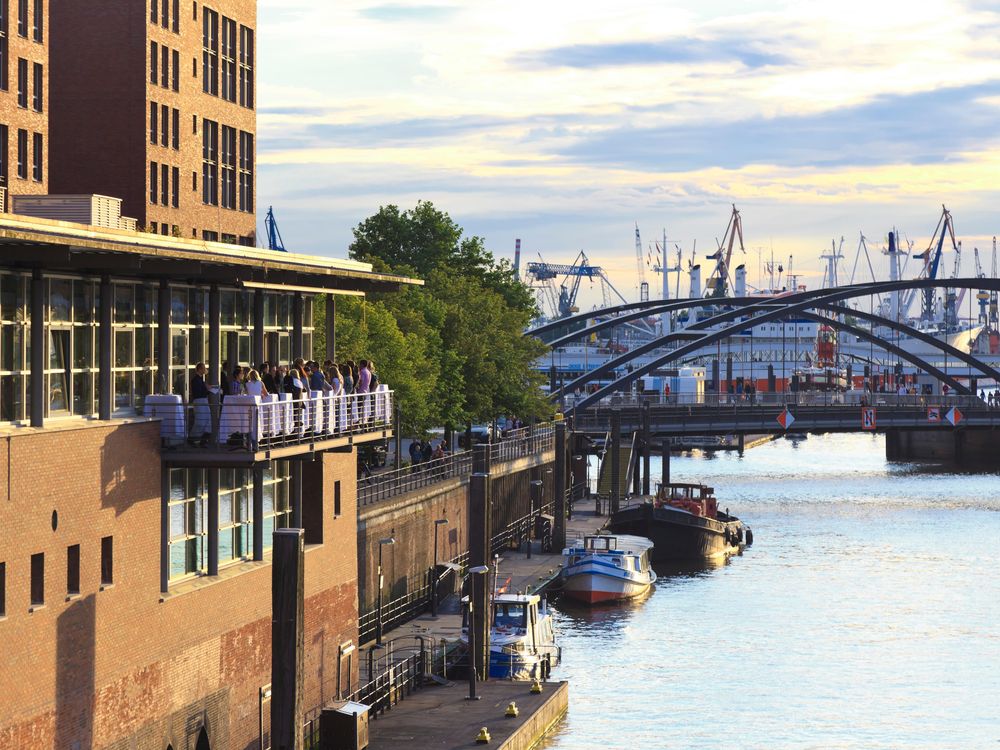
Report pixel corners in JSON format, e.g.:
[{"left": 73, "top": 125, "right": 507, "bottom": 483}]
[
  {"left": 31, "top": 60, "right": 40, "bottom": 111},
  {"left": 16, "top": 55, "right": 25, "bottom": 107},
  {"left": 150, "top": 160, "right": 158, "bottom": 204},
  {"left": 100, "top": 536, "right": 113, "bottom": 586},
  {"left": 16, "top": 128, "right": 26, "bottom": 179},
  {"left": 67, "top": 544, "right": 80, "bottom": 596},
  {"left": 30, "top": 551, "right": 44, "bottom": 606},
  {"left": 30, "top": 0, "right": 39, "bottom": 42},
  {"left": 31, "top": 131, "right": 40, "bottom": 181}
]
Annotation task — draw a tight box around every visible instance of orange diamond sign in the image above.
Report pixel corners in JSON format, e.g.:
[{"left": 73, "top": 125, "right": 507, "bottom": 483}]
[
  {"left": 946, "top": 407, "right": 963, "bottom": 426},
  {"left": 777, "top": 408, "right": 795, "bottom": 430}
]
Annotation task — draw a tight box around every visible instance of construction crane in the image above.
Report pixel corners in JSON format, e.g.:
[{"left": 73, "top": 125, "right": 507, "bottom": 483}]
[
  {"left": 525, "top": 252, "right": 630, "bottom": 320},
  {"left": 649, "top": 230, "right": 681, "bottom": 334},
  {"left": 903, "top": 205, "right": 957, "bottom": 323},
  {"left": 704, "top": 205, "right": 744, "bottom": 298},
  {"left": 264, "top": 206, "right": 287, "bottom": 252},
  {"left": 974, "top": 246, "right": 989, "bottom": 324},
  {"left": 992, "top": 237, "right": 998, "bottom": 327},
  {"left": 634, "top": 224, "right": 649, "bottom": 302},
  {"left": 820, "top": 237, "right": 844, "bottom": 289}
]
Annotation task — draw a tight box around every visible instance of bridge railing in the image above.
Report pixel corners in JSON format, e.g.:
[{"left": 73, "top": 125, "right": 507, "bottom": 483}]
[{"left": 572, "top": 392, "right": 987, "bottom": 409}]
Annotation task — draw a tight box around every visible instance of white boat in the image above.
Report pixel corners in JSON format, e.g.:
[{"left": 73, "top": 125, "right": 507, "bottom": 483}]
[
  {"left": 462, "top": 592, "right": 561, "bottom": 680},
  {"left": 560, "top": 534, "right": 656, "bottom": 605}
]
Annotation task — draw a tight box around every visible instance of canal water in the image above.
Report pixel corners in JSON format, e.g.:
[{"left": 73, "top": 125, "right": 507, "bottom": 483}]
[{"left": 542, "top": 433, "right": 1000, "bottom": 749}]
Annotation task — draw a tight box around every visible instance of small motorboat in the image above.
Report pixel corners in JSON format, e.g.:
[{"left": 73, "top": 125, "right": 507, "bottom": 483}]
[
  {"left": 461, "top": 592, "right": 561, "bottom": 680},
  {"left": 560, "top": 534, "right": 656, "bottom": 605}
]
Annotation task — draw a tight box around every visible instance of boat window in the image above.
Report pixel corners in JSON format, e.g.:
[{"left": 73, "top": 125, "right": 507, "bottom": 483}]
[{"left": 494, "top": 603, "right": 527, "bottom": 629}]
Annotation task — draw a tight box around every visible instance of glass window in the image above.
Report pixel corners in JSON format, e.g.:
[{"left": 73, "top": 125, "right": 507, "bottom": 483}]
[
  {"left": 72, "top": 327, "right": 90, "bottom": 369},
  {"left": 73, "top": 281, "right": 92, "bottom": 324},
  {"left": 73, "top": 373, "right": 91, "bottom": 416},
  {"left": 114, "top": 330, "right": 132, "bottom": 368},
  {"left": 49, "top": 279, "right": 71, "bottom": 322},
  {"left": 48, "top": 330, "right": 70, "bottom": 415},
  {"left": 114, "top": 285, "right": 134, "bottom": 323},
  {"left": 170, "top": 289, "right": 188, "bottom": 324}
]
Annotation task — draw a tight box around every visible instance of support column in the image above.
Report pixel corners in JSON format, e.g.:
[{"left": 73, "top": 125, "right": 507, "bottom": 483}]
[
  {"left": 207, "top": 469, "right": 219, "bottom": 576},
  {"left": 271, "top": 528, "right": 305, "bottom": 750},
  {"left": 208, "top": 284, "right": 220, "bottom": 387},
  {"left": 253, "top": 465, "right": 265, "bottom": 562},
  {"left": 631, "top": 435, "right": 641, "bottom": 496},
  {"left": 767, "top": 365, "right": 775, "bottom": 393},
  {"left": 469, "top": 473, "right": 491, "bottom": 681},
  {"left": 253, "top": 288, "right": 265, "bottom": 367},
  {"left": 711, "top": 359, "right": 720, "bottom": 398},
  {"left": 473, "top": 443, "right": 491, "bottom": 475},
  {"left": 610, "top": 409, "right": 621, "bottom": 514},
  {"left": 30, "top": 270, "right": 44, "bottom": 428},
  {"left": 98, "top": 275, "right": 113, "bottom": 420},
  {"left": 738, "top": 433, "right": 745, "bottom": 456},
  {"left": 157, "top": 279, "right": 171, "bottom": 394},
  {"left": 553, "top": 421, "right": 567, "bottom": 551},
  {"left": 661, "top": 440, "right": 670, "bottom": 486},
  {"left": 325, "top": 294, "right": 336, "bottom": 363},
  {"left": 292, "top": 292, "right": 304, "bottom": 359},
  {"left": 160, "top": 464, "right": 170, "bottom": 594},
  {"left": 641, "top": 402, "right": 651, "bottom": 495},
  {"left": 393, "top": 403, "right": 402, "bottom": 471},
  {"left": 291, "top": 460, "right": 303, "bottom": 528},
  {"left": 726, "top": 356, "right": 733, "bottom": 396}
]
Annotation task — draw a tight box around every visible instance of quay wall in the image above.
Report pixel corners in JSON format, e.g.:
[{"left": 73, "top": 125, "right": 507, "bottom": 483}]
[
  {"left": 357, "top": 451, "right": 556, "bottom": 615},
  {"left": 0, "top": 420, "right": 359, "bottom": 750},
  {"left": 885, "top": 428, "right": 1000, "bottom": 464}
]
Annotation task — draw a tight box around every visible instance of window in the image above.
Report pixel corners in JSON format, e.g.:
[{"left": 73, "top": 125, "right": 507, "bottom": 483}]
[
  {"left": 150, "top": 41, "right": 157, "bottom": 84},
  {"left": 239, "top": 25, "right": 253, "bottom": 109},
  {"left": 0, "top": 125, "right": 7, "bottom": 187},
  {"left": 150, "top": 161, "right": 158, "bottom": 203},
  {"left": 150, "top": 101, "right": 157, "bottom": 144},
  {"left": 31, "top": 61, "right": 40, "bottom": 111},
  {"left": 30, "top": 551, "right": 43, "bottom": 606},
  {"left": 16, "top": 0, "right": 24, "bottom": 36},
  {"left": 67, "top": 544, "right": 80, "bottom": 596},
  {"left": 201, "top": 119, "right": 218, "bottom": 206},
  {"left": 172, "top": 0, "right": 178, "bottom": 32},
  {"left": 220, "top": 16, "right": 235, "bottom": 102},
  {"left": 334, "top": 480, "right": 341, "bottom": 516},
  {"left": 151, "top": 0, "right": 157, "bottom": 24},
  {"left": 30, "top": 0, "right": 38, "bottom": 42},
  {"left": 172, "top": 166, "right": 179, "bottom": 208},
  {"left": 100, "top": 536, "right": 113, "bottom": 585},
  {"left": 31, "top": 132, "right": 40, "bottom": 181},
  {"left": 160, "top": 103, "right": 168, "bottom": 146},
  {"left": 202, "top": 229, "right": 218, "bottom": 242},
  {"left": 191, "top": 170, "right": 197, "bottom": 191},
  {"left": 0, "top": 561, "right": 5, "bottom": 617},
  {"left": 201, "top": 7, "right": 217, "bottom": 95},
  {"left": 172, "top": 49, "right": 179, "bottom": 91},
  {"left": 0, "top": 0, "right": 8, "bottom": 92},
  {"left": 172, "top": 108, "right": 179, "bottom": 149},
  {"left": 16, "top": 128, "right": 26, "bottom": 178},
  {"left": 192, "top": 113, "right": 196, "bottom": 133},
  {"left": 221, "top": 125, "right": 235, "bottom": 209},
  {"left": 160, "top": 0, "right": 167, "bottom": 28},
  {"left": 161, "top": 44, "right": 168, "bottom": 88},
  {"left": 238, "top": 131, "right": 253, "bottom": 213},
  {"left": 16, "top": 56, "right": 25, "bottom": 106},
  {"left": 161, "top": 163, "right": 169, "bottom": 206}
]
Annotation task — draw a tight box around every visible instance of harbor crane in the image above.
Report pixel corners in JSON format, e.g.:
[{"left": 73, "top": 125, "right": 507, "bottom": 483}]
[
  {"left": 704, "top": 205, "right": 744, "bottom": 298},
  {"left": 264, "top": 206, "right": 287, "bottom": 252},
  {"left": 525, "top": 252, "right": 630, "bottom": 320},
  {"left": 634, "top": 224, "right": 649, "bottom": 302},
  {"left": 903, "top": 205, "right": 957, "bottom": 323}
]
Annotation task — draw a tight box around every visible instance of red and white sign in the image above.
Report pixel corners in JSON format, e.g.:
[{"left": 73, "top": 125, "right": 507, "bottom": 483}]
[
  {"left": 777, "top": 408, "right": 795, "bottom": 430},
  {"left": 861, "top": 407, "right": 877, "bottom": 431},
  {"left": 945, "top": 407, "right": 963, "bottom": 426},
  {"left": 927, "top": 407, "right": 941, "bottom": 423}
]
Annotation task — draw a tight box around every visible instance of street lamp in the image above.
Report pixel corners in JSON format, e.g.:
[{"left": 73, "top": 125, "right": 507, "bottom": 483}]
[
  {"left": 375, "top": 537, "right": 395, "bottom": 645},
  {"left": 431, "top": 518, "right": 449, "bottom": 617},
  {"left": 465, "top": 564, "right": 490, "bottom": 701}
]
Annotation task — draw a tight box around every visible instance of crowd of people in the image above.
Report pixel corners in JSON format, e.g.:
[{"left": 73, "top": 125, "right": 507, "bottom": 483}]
[{"left": 408, "top": 438, "right": 449, "bottom": 469}]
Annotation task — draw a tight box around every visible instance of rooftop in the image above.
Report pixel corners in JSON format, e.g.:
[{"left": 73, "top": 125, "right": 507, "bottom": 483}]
[{"left": 0, "top": 213, "right": 422, "bottom": 293}]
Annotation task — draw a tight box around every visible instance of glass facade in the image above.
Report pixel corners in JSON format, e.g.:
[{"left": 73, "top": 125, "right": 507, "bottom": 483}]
[
  {"left": 0, "top": 270, "right": 313, "bottom": 423},
  {"left": 168, "top": 461, "right": 293, "bottom": 580}
]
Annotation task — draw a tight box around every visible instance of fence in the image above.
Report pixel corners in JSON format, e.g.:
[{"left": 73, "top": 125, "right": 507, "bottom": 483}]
[{"left": 574, "top": 391, "right": 987, "bottom": 409}]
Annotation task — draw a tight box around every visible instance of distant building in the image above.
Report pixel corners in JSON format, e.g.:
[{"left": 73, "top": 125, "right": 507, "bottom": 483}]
[
  {"left": 49, "top": 0, "right": 257, "bottom": 244},
  {"left": 0, "top": 0, "right": 49, "bottom": 206}
]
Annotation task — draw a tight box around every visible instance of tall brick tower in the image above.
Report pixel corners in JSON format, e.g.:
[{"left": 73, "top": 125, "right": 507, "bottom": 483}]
[
  {"left": 0, "top": 0, "right": 49, "bottom": 208},
  {"left": 49, "top": 0, "right": 256, "bottom": 245}
]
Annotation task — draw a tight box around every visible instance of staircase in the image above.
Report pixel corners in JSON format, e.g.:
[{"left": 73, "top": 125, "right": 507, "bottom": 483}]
[{"left": 597, "top": 433, "right": 636, "bottom": 498}]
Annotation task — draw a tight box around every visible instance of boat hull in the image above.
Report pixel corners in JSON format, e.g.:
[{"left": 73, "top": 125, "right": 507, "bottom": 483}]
[
  {"left": 608, "top": 503, "right": 742, "bottom": 562},
  {"left": 561, "top": 568, "right": 653, "bottom": 604}
]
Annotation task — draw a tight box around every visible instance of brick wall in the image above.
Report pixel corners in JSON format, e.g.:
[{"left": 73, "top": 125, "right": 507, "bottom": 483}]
[{"left": 0, "top": 423, "right": 360, "bottom": 750}]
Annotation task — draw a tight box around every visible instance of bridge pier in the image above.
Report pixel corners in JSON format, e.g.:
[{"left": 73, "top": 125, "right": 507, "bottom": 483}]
[
  {"left": 726, "top": 356, "right": 733, "bottom": 394},
  {"left": 610, "top": 409, "right": 621, "bottom": 515},
  {"left": 712, "top": 359, "right": 720, "bottom": 395},
  {"left": 885, "top": 428, "right": 998, "bottom": 465},
  {"left": 737, "top": 433, "right": 745, "bottom": 456},
  {"left": 641, "top": 402, "right": 651, "bottom": 495}
]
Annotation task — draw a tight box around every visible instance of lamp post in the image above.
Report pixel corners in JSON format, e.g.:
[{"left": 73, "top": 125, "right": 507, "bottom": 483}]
[
  {"left": 431, "top": 518, "right": 449, "bottom": 617},
  {"left": 375, "top": 537, "right": 395, "bottom": 645},
  {"left": 465, "top": 564, "right": 490, "bottom": 701}
]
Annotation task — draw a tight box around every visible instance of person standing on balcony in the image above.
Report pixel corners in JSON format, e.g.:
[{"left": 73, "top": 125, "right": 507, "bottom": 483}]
[
  {"left": 189, "top": 362, "right": 212, "bottom": 447},
  {"left": 357, "top": 360, "right": 372, "bottom": 393},
  {"left": 245, "top": 369, "right": 268, "bottom": 398},
  {"left": 327, "top": 364, "right": 344, "bottom": 396},
  {"left": 261, "top": 362, "right": 278, "bottom": 395}
]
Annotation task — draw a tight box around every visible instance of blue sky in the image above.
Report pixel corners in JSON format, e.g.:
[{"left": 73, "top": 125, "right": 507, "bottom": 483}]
[{"left": 257, "top": 0, "right": 1000, "bottom": 308}]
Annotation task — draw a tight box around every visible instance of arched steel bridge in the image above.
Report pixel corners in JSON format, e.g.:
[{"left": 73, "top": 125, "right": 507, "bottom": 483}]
[{"left": 526, "top": 278, "right": 1000, "bottom": 411}]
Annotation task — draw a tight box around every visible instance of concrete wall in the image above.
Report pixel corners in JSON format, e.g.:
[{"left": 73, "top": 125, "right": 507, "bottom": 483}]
[{"left": 885, "top": 428, "right": 1000, "bottom": 464}]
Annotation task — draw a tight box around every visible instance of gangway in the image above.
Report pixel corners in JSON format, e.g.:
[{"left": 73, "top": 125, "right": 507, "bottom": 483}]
[{"left": 596, "top": 432, "right": 636, "bottom": 499}]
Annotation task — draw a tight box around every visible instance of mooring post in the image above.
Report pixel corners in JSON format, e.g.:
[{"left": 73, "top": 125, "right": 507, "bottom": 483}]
[
  {"left": 554, "top": 421, "right": 567, "bottom": 551},
  {"left": 469, "top": 473, "right": 492, "bottom": 681},
  {"left": 641, "top": 402, "right": 651, "bottom": 496},
  {"left": 610, "top": 409, "right": 621, "bottom": 514},
  {"left": 661, "top": 440, "right": 670, "bottom": 487},
  {"left": 271, "top": 528, "right": 305, "bottom": 750},
  {"left": 738, "top": 433, "right": 746, "bottom": 456}
]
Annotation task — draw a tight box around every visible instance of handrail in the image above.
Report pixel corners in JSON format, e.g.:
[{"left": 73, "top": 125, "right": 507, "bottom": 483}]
[{"left": 575, "top": 391, "right": 987, "bottom": 409}]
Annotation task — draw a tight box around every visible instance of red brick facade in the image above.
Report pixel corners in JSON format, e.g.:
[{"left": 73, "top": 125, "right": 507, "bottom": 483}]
[
  {"left": 49, "top": 0, "right": 256, "bottom": 243},
  {"left": 0, "top": 422, "right": 359, "bottom": 750},
  {"left": 0, "top": 0, "right": 49, "bottom": 205}
]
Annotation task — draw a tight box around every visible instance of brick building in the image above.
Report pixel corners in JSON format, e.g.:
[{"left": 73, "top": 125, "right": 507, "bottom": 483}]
[
  {"left": 0, "top": 215, "right": 420, "bottom": 749},
  {"left": 49, "top": 0, "right": 256, "bottom": 244},
  {"left": 0, "top": 0, "right": 49, "bottom": 207}
]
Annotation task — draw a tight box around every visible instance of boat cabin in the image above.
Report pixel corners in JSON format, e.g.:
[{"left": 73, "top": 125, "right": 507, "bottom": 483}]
[{"left": 656, "top": 483, "right": 719, "bottom": 519}]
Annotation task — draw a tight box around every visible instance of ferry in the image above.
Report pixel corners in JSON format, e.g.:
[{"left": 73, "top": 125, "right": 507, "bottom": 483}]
[
  {"left": 608, "top": 483, "right": 752, "bottom": 562},
  {"left": 462, "top": 592, "right": 561, "bottom": 680},
  {"left": 561, "top": 534, "right": 656, "bottom": 605}
]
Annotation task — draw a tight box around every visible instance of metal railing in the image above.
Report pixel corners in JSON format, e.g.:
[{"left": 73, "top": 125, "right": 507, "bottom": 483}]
[
  {"left": 359, "top": 579, "right": 432, "bottom": 645},
  {"left": 359, "top": 422, "right": 558, "bottom": 507},
  {"left": 575, "top": 391, "right": 988, "bottom": 409},
  {"left": 148, "top": 389, "right": 393, "bottom": 452}
]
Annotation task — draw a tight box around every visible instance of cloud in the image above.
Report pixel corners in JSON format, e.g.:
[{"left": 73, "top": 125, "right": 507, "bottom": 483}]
[
  {"left": 518, "top": 35, "right": 793, "bottom": 70},
  {"left": 554, "top": 80, "right": 1000, "bottom": 172},
  {"left": 359, "top": 4, "right": 458, "bottom": 22}
]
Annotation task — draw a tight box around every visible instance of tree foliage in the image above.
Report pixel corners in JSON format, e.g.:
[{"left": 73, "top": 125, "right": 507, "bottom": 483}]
[{"left": 329, "top": 200, "right": 551, "bottom": 434}]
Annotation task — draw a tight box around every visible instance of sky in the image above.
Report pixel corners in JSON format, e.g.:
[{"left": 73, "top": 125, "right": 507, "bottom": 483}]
[{"left": 257, "top": 0, "right": 1000, "bottom": 311}]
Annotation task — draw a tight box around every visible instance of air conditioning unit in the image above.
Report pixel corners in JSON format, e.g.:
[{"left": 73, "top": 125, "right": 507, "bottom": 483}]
[
  {"left": 0, "top": 186, "right": 6, "bottom": 213},
  {"left": 10, "top": 194, "right": 126, "bottom": 230},
  {"left": 319, "top": 701, "right": 370, "bottom": 750}
]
